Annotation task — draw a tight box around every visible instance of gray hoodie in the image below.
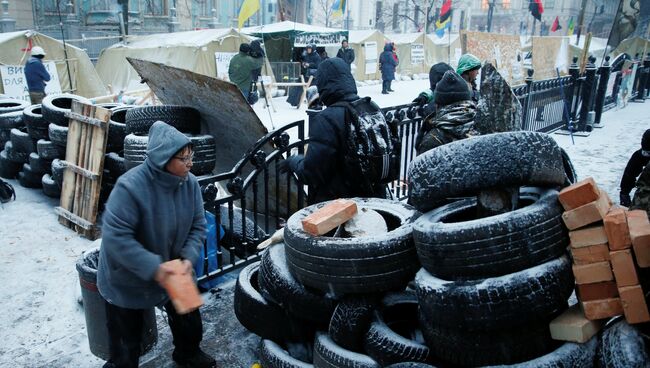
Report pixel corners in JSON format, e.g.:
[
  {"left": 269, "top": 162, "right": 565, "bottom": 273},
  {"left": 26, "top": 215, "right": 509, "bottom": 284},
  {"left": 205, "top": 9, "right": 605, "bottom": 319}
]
[{"left": 97, "top": 121, "right": 207, "bottom": 309}]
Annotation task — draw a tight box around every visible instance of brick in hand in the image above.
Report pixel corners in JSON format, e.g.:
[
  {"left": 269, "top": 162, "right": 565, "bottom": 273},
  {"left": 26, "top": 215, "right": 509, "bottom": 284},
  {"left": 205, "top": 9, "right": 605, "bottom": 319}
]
[
  {"left": 604, "top": 206, "right": 631, "bottom": 250},
  {"left": 627, "top": 210, "right": 650, "bottom": 267},
  {"left": 558, "top": 177, "right": 600, "bottom": 211},
  {"left": 301, "top": 199, "right": 358, "bottom": 236}
]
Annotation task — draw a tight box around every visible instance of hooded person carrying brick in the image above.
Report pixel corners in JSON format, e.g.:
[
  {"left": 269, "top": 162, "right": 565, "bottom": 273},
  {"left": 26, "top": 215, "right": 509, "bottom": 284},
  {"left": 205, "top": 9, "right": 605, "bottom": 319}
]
[{"left": 620, "top": 129, "right": 650, "bottom": 207}]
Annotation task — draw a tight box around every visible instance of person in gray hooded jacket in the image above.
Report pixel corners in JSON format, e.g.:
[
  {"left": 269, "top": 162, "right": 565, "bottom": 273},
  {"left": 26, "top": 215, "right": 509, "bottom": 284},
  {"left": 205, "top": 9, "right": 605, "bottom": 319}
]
[{"left": 97, "top": 121, "right": 215, "bottom": 368}]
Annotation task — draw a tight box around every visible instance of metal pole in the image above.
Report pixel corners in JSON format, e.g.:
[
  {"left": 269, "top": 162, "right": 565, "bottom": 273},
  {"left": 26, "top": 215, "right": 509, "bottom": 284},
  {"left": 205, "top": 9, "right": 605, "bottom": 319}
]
[
  {"left": 56, "top": 0, "right": 73, "bottom": 93},
  {"left": 576, "top": 0, "right": 588, "bottom": 45},
  {"left": 487, "top": 0, "right": 494, "bottom": 33},
  {"left": 521, "top": 68, "right": 534, "bottom": 131},
  {"left": 568, "top": 57, "right": 580, "bottom": 131},
  {"left": 578, "top": 56, "right": 597, "bottom": 131},
  {"left": 594, "top": 55, "right": 611, "bottom": 126}
]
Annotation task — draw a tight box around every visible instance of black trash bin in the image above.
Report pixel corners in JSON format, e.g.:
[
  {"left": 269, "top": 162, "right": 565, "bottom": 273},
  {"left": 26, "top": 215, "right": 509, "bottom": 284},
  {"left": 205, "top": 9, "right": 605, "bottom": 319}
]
[{"left": 76, "top": 247, "right": 158, "bottom": 361}]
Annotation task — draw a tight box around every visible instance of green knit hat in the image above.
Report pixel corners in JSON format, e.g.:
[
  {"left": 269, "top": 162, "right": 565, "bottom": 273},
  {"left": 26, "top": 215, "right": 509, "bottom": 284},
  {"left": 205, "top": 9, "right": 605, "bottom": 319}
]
[{"left": 456, "top": 53, "right": 481, "bottom": 75}]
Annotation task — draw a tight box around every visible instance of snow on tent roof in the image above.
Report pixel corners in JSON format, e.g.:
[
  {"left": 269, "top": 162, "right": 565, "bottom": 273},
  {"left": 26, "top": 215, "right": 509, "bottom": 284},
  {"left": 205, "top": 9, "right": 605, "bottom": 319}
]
[
  {"left": 105, "top": 28, "right": 246, "bottom": 49},
  {"left": 241, "top": 21, "right": 344, "bottom": 35},
  {"left": 348, "top": 30, "right": 376, "bottom": 43},
  {"left": 385, "top": 33, "right": 423, "bottom": 44},
  {"left": 569, "top": 35, "right": 608, "bottom": 52}
]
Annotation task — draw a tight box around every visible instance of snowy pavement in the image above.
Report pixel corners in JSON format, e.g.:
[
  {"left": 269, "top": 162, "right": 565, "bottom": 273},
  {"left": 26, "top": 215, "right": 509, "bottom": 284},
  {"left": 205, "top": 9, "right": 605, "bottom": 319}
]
[{"left": 0, "top": 78, "right": 648, "bottom": 367}]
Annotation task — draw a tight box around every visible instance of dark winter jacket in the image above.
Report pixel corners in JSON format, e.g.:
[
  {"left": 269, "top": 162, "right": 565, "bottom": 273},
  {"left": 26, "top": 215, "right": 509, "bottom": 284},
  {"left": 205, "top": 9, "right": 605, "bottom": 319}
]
[
  {"left": 229, "top": 51, "right": 258, "bottom": 95},
  {"left": 24, "top": 56, "right": 50, "bottom": 92},
  {"left": 621, "top": 149, "right": 650, "bottom": 197},
  {"left": 632, "top": 162, "right": 650, "bottom": 214},
  {"left": 287, "top": 58, "right": 385, "bottom": 204},
  {"left": 336, "top": 47, "right": 355, "bottom": 65},
  {"left": 416, "top": 100, "right": 478, "bottom": 155},
  {"left": 97, "top": 122, "right": 206, "bottom": 309},
  {"left": 303, "top": 50, "right": 322, "bottom": 72},
  {"left": 379, "top": 44, "right": 398, "bottom": 81}
]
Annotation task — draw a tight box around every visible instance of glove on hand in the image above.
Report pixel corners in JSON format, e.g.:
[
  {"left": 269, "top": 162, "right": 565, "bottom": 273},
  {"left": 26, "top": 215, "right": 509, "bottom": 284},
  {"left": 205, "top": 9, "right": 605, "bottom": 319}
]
[{"left": 620, "top": 193, "right": 632, "bottom": 207}]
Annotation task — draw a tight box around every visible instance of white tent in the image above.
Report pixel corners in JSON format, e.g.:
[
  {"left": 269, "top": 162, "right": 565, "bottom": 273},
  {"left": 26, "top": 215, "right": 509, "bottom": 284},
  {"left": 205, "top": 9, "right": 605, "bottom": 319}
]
[{"left": 347, "top": 30, "right": 388, "bottom": 81}]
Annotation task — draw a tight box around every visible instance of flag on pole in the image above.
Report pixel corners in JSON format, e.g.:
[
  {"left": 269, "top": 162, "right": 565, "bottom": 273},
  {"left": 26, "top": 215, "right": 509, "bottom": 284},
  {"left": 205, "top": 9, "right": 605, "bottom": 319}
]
[
  {"left": 551, "top": 16, "right": 562, "bottom": 32},
  {"left": 435, "top": 0, "right": 452, "bottom": 38},
  {"left": 238, "top": 0, "right": 260, "bottom": 30},
  {"left": 331, "top": 0, "right": 347, "bottom": 17},
  {"left": 567, "top": 16, "right": 575, "bottom": 36},
  {"left": 529, "top": 0, "right": 544, "bottom": 21}
]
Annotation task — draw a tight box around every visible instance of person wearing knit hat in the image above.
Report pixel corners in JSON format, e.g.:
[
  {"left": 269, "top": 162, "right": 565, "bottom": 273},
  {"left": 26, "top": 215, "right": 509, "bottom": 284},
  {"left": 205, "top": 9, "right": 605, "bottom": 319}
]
[
  {"left": 456, "top": 53, "right": 482, "bottom": 102},
  {"left": 412, "top": 62, "right": 454, "bottom": 117},
  {"left": 620, "top": 128, "right": 650, "bottom": 207},
  {"left": 415, "top": 71, "right": 478, "bottom": 155},
  {"left": 229, "top": 42, "right": 258, "bottom": 102}
]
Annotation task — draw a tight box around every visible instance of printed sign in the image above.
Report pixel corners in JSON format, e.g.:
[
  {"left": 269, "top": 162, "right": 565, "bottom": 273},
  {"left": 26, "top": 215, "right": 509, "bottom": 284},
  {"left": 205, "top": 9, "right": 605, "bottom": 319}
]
[
  {"left": 411, "top": 44, "right": 424, "bottom": 65},
  {"left": 294, "top": 33, "right": 346, "bottom": 47},
  {"left": 364, "top": 41, "right": 377, "bottom": 74},
  {"left": 215, "top": 52, "right": 237, "bottom": 80},
  {"left": 0, "top": 61, "right": 62, "bottom": 102}
]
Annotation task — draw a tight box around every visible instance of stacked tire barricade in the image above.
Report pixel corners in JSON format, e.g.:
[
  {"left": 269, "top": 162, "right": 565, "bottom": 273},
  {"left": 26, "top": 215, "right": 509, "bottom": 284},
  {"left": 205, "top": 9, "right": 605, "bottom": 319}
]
[
  {"left": 235, "top": 131, "right": 649, "bottom": 367},
  {"left": 0, "top": 96, "right": 217, "bottom": 209}
]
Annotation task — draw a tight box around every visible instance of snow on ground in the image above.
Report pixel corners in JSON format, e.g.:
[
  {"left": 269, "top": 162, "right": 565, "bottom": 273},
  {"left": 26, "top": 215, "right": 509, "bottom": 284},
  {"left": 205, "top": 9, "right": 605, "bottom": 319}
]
[{"left": 0, "top": 77, "right": 647, "bottom": 367}]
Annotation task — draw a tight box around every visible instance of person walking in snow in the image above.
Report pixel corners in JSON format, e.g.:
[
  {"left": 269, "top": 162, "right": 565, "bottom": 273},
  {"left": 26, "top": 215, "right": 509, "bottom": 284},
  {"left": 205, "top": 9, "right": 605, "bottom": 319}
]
[
  {"left": 379, "top": 43, "right": 398, "bottom": 94},
  {"left": 456, "top": 53, "right": 482, "bottom": 102},
  {"left": 415, "top": 70, "right": 478, "bottom": 155},
  {"left": 24, "top": 46, "right": 50, "bottom": 105},
  {"left": 620, "top": 129, "right": 650, "bottom": 207},
  {"left": 97, "top": 121, "right": 216, "bottom": 368},
  {"left": 336, "top": 39, "right": 355, "bottom": 66}
]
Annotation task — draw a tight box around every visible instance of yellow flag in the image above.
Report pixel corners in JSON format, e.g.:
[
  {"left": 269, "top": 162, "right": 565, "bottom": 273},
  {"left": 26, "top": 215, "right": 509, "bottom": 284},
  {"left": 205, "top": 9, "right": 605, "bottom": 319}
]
[{"left": 238, "top": 0, "right": 260, "bottom": 30}]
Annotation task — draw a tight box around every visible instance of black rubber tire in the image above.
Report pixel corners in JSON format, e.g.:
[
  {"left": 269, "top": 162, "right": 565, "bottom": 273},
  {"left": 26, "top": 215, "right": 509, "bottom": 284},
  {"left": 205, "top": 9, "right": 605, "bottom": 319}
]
[
  {"left": 0, "top": 150, "right": 21, "bottom": 179},
  {"left": 96, "top": 103, "right": 124, "bottom": 110},
  {"left": 28, "top": 152, "right": 51, "bottom": 175},
  {"left": 125, "top": 105, "right": 200, "bottom": 135},
  {"left": 413, "top": 188, "right": 568, "bottom": 280},
  {"left": 260, "top": 339, "right": 314, "bottom": 368},
  {"left": 5, "top": 141, "right": 29, "bottom": 163},
  {"left": 123, "top": 133, "right": 147, "bottom": 170},
  {"left": 415, "top": 255, "right": 574, "bottom": 331},
  {"left": 41, "top": 93, "right": 90, "bottom": 126},
  {"left": 407, "top": 131, "right": 566, "bottom": 212},
  {"left": 19, "top": 164, "right": 42, "bottom": 188},
  {"left": 10, "top": 127, "right": 36, "bottom": 154},
  {"left": 106, "top": 106, "right": 130, "bottom": 152},
  {"left": 0, "top": 110, "right": 25, "bottom": 148},
  {"left": 385, "top": 364, "right": 436, "bottom": 368},
  {"left": 596, "top": 319, "right": 650, "bottom": 368},
  {"left": 0, "top": 98, "right": 30, "bottom": 114},
  {"left": 188, "top": 134, "right": 216, "bottom": 176},
  {"left": 42, "top": 173, "right": 61, "bottom": 198},
  {"left": 561, "top": 148, "right": 577, "bottom": 187},
  {"left": 421, "top": 314, "right": 563, "bottom": 367},
  {"left": 51, "top": 159, "right": 65, "bottom": 188},
  {"left": 482, "top": 336, "right": 597, "bottom": 368},
  {"left": 234, "top": 262, "right": 313, "bottom": 343},
  {"left": 48, "top": 123, "right": 68, "bottom": 149},
  {"left": 284, "top": 198, "right": 421, "bottom": 295},
  {"left": 219, "top": 204, "right": 267, "bottom": 259},
  {"left": 258, "top": 243, "right": 336, "bottom": 326},
  {"left": 23, "top": 104, "right": 48, "bottom": 140},
  {"left": 104, "top": 152, "right": 126, "bottom": 179},
  {"left": 37, "top": 139, "right": 63, "bottom": 161},
  {"left": 363, "top": 292, "right": 430, "bottom": 366},
  {"left": 328, "top": 295, "right": 378, "bottom": 353},
  {"left": 313, "top": 332, "right": 380, "bottom": 368}
]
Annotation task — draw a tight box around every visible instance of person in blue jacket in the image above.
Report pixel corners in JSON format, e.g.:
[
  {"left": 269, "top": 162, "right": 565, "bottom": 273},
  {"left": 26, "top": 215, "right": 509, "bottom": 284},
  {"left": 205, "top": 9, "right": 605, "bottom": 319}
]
[
  {"left": 97, "top": 121, "right": 215, "bottom": 368},
  {"left": 24, "top": 46, "right": 50, "bottom": 104},
  {"left": 379, "top": 43, "right": 398, "bottom": 94},
  {"left": 302, "top": 44, "right": 322, "bottom": 80}
]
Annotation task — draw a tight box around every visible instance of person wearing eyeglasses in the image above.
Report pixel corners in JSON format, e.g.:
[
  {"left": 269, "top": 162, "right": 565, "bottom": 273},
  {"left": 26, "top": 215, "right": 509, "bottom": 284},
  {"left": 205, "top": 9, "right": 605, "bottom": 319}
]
[{"left": 97, "top": 121, "right": 216, "bottom": 368}]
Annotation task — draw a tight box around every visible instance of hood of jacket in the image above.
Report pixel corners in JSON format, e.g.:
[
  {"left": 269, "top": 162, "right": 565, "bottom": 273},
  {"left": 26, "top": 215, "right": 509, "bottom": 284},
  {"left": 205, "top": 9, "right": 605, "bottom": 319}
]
[
  {"left": 384, "top": 43, "right": 393, "bottom": 52},
  {"left": 146, "top": 121, "right": 191, "bottom": 170},
  {"left": 429, "top": 62, "right": 453, "bottom": 92},
  {"left": 316, "top": 57, "right": 358, "bottom": 106}
]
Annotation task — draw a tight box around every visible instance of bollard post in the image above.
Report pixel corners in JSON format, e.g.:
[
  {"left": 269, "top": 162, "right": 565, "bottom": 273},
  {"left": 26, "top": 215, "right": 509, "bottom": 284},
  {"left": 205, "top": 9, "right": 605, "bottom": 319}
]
[
  {"left": 567, "top": 57, "right": 580, "bottom": 132},
  {"left": 578, "top": 56, "right": 597, "bottom": 132},
  {"left": 644, "top": 53, "right": 650, "bottom": 97},
  {"left": 632, "top": 53, "right": 642, "bottom": 101},
  {"left": 594, "top": 55, "right": 611, "bottom": 127},
  {"left": 521, "top": 68, "right": 534, "bottom": 131},
  {"left": 637, "top": 54, "right": 650, "bottom": 101}
]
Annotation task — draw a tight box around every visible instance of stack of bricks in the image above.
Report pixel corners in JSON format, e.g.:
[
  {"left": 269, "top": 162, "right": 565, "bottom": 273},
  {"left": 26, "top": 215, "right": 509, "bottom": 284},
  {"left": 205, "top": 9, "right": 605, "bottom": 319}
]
[{"left": 558, "top": 177, "right": 650, "bottom": 325}]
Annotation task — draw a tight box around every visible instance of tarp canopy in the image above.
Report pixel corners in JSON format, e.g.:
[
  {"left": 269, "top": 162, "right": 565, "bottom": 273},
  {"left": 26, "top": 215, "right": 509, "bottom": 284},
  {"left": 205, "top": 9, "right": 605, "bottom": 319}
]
[
  {"left": 95, "top": 28, "right": 270, "bottom": 92},
  {"left": 613, "top": 37, "right": 650, "bottom": 59},
  {"left": 347, "top": 30, "right": 388, "bottom": 81},
  {"left": 385, "top": 33, "right": 461, "bottom": 76},
  {"left": 242, "top": 21, "right": 348, "bottom": 62},
  {"left": 0, "top": 30, "right": 107, "bottom": 98},
  {"left": 426, "top": 33, "right": 462, "bottom": 69}
]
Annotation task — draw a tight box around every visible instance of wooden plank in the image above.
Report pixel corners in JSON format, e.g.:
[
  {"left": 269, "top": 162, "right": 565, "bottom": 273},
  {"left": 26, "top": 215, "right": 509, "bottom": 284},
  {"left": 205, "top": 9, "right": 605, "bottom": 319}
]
[
  {"left": 63, "top": 111, "right": 108, "bottom": 128},
  {"left": 73, "top": 103, "right": 91, "bottom": 233},
  {"left": 85, "top": 105, "right": 111, "bottom": 230},
  {"left": 59, "top": 162, "right": 99, "bottom": 180},
  {"left": 59, "top": 100, "right": 84, "bottom": 227},
  {"left": 54, "top": 206, "right": 94, "bottom": 230}
]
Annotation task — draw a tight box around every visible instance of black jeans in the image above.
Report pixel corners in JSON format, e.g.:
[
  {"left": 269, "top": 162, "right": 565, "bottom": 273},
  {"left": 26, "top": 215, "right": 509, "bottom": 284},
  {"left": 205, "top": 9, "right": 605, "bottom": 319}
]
[
  {"left": 382, "top": 80, "right": 390, "bottom": 92},
  {"left": 104, "top": 300, "right": 203, "bottom": 368}
]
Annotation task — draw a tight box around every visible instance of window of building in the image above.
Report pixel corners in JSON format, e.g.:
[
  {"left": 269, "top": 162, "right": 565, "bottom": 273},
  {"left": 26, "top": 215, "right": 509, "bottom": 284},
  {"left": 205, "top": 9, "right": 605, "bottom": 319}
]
[
  {"left": 268, "top": 3, "right": 274, "bottom": 12},
  {"left": 196, "top": 0, "right": 210, "bottom": 17},
  {"left": 545, "top": 0, "right": 555, "bottom": 8},
  {"left": 144, "top": 0, "right": 167, "bottom": 16},
  {"left": 42, "top": 0, "right": 74, "bottom": 13}
]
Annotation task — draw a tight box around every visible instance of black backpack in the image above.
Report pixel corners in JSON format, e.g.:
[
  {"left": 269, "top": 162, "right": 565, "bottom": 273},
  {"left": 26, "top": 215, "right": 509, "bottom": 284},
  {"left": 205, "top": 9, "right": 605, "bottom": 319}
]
[{"left": 331, "top": 97, "right": 401, "bottom": 195}]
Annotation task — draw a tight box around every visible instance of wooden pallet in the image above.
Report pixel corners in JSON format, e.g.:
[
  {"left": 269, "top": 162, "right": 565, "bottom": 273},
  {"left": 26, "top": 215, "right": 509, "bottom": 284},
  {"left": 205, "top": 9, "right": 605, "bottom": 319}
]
[{"left": 54, "top": 101, "right": 111, "bottom": 240}]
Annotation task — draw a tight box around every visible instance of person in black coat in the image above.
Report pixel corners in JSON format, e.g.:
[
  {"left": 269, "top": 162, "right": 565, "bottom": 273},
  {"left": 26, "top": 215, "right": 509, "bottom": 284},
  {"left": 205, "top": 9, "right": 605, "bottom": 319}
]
[
  {"left": 280, "top": 58, "right": 386, "bottom": 204},
  {"left": 336, "top": 39, "right": 355, "bottom": 66},
  {"left": 302, "top": 44, "right": 321, "bottom": 79},
  {"left": 379, "top": 43, "right": 398, "bottom": 94},
  {"left": 620, "top": 129, "right": 650, "bottom": 206}
]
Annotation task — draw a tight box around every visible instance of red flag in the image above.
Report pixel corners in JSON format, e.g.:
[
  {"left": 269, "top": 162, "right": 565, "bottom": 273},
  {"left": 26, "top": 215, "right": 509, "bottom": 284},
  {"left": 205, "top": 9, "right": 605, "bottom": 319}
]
[
  {"left": 551, "top": 15, "right": 561, "bottom": 32},
  {"left": 529, "top": 0, "right": 544, "bottom": 21},
  {"left": 439, "top": 0, "right": 452, "bottom": 23}
]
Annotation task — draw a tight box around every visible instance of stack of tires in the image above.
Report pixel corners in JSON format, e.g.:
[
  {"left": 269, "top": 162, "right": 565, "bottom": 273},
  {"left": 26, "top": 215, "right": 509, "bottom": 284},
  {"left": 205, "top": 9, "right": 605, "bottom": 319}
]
[
  {"left": 235, "top": 198, "right": 430, "bottom": 367},
  {"left": 0, "top": 99, "right": 30, "bottom": 180}
]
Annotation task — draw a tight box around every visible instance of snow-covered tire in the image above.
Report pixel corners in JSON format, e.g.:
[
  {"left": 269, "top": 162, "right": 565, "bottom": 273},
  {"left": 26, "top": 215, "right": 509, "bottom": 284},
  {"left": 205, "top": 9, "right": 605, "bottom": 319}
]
[
  {"left": 258, "top": 243, "right": 336, "bottom": 326},
  {"left": 219, "top": 205, "right": 267, "bottom": 258},
  {"left": 363, "top": 292, "right": 430, "bottom": 366},
  {"left": 482, "top": 336, "right": 597, "bottom": 368},
  {"left": 385, "top": 364, "right": 436, "bottom": 368},
  {"left": 48, "top": 123, "right": 68, "bottom": 148},
  {"left": 328, "top": 295, "right": 378, "bottom": 352},
  {"left": 313, "top": 332, "right": 379, "bottom": 368},
  {"left": 42, "top": 93, "right": 90, "bottom": 126},
  {"left": 0, "top": 98, "right": 29, "bottom": 113},
  {"left": 0, "top": 150, "right": 21, "bottom": 179},
  {"left": 188, "top": 134, "right": 216, "bottom": 176},
  {"left": 106, "top": 106, "right": 130, "bottom": 152},
  {"left": 42, "top": 174, "right": 61, "bottom": 198},
  {"left": 413, "top": 188, "right": 568, "bottom": 279},
  {"left": 28, "top": 152, "right": 51, "bottom": 175},
  {"left": 23, "top": 104, "right": 48, "bottom": 140},
  {"left": 284, "top": 198, "right": 421, "bottom": 295},
  {"left": 37, "top": 139, "right": 62, "bottom": 160},
  {"left": 5, "top": 141, "right": 28, "bottom": 163},
  {"left": 407, "top": 132, "right": 566, "bottom": 212},
  {"left": 51, "top": 159, "right": 65, "bottom": 188},
  {"left": 96, "top": 103, "right": 124, "bottom": 110},
  {"left": 125, "top": 105, "right": 200, "bottom": 135},
  {"left": 19, "top": 164, "right": 42, "bottom": 188},
  {"left": 415, "top": 256, "right": 574, "bottom": 331},
  {"left": 260, "top": 339, "right": 314, "bottom": 368},
  {"left": 561, "top": 148, "right": 577, "bottom": 186},
  {"left": 10, "top": 127, "right": 35, "bottom": 154},
  {"left": 596, "top": 319, "right": 650, "bottom": 368},
  {"left": 123, "top": 133, "right": 148, "bottom": 170},
  {"left": 104, "top": 152, "right": 126, "bottom": 179},
  {"left": 0, "top": 110, "right": 24, "bottom": 147}
]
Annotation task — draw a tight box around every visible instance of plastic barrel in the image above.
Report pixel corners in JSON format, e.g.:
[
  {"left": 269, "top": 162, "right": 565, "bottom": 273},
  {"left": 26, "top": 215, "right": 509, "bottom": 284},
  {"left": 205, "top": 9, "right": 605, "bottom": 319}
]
[{"left": 76, "top": 247, "right": 158, "bottom": 361}]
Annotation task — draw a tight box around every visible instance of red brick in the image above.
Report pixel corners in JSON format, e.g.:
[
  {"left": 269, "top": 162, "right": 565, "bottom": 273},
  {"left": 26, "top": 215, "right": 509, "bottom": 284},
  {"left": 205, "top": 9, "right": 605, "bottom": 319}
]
[
  {"left": 627, "top": 210, "right": 650, "bottom": 267},
  {"left": 581, "top": 298, "right": 624, "bottom": 320},
  {"left": 610, "top": 249, "right": 640, "bottom": 287},
  {"left": 619, "top": 285, "right": 650, "bottom": 324},
  {"left": 570, "top": 243, "right": 610, "bottom": 265},
  {"left": 576, "top": 281, "right": 619, "bottom": 301},
  {"left": 604, "top": 207, "right": 632, "bottom": 250},
  {"left": 549, "top": 304, "right": 603, "bottom": 343},
  {"left": 160, "top": 260, "right": 203, "bottom": 315},
  {"left": 301, "top": 199, "right": 358, "bottom": 236},
  {"left": 562, "top": 190, "right": 612, "bottom": 230},
  {"left": 569, "top": 225, "right": 608, "bottom": 248},
  {"left": 559, "top": 177, "right": 600, "bottom": 211},
  {"left": 572, "top": 261, "right": 614, "bottom": 284}
]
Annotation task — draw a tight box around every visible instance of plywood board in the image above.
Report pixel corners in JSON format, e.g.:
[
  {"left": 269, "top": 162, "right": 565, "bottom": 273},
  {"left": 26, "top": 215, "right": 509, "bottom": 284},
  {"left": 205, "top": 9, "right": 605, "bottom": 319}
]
[{"left": 463, "top": 31, "right": 524, "bottom": 85}]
